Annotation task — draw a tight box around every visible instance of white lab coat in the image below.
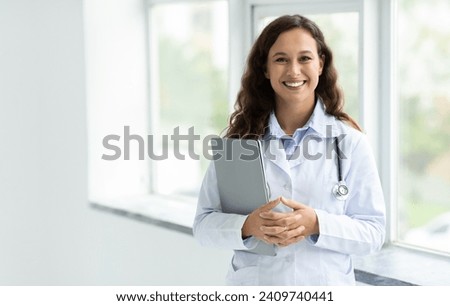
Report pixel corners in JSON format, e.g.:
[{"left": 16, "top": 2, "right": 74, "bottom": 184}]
[{"left": 193, "top": 101, "right": 386, "bottom": 285}]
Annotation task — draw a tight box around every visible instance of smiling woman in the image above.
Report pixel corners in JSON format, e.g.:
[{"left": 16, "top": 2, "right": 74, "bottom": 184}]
[
  {"left": 226, "top": 15, "right": 360, "bottom": 140},
  {"left": 194, "top": 15, "right": 386, "bottom": 286},
  {"left": 255, "top": 12, "right": 360, "bottom": 125},
  {"left": 264, "top": 28, "right": 324, "bottom": 134}
]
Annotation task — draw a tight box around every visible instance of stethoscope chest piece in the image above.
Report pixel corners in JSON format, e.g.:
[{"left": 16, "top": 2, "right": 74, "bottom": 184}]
[{"left": 333, "top": 180, "right": 349, "bottom": 201}]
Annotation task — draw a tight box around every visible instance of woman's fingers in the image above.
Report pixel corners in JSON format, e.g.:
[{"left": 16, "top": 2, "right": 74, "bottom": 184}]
[
  {"left": 259, "top": 197, "right": 306, "bottom": 220},
  {"left": 263, "top": 225, "right": 306, "bottom": 245},
  {"left": 257, "top": 197, "right": 315, "bottom": 244},
  {"left": 259, "top": 210, "right": 285, "bottom": 221},
  {"left": 259, "top": 197, "right": 282, "bottom": 212},
  {"left": 260, "top": 213, "right": 303, "bottom": 228},
  {"left": 260, "top": 225, "right": 286, "bottom": 235},
  {"left": 241, "top": 197, "right": 283, "bottom": 239},
  {"left": 279, "top": 196, "right": 306, "bottom": 210}
]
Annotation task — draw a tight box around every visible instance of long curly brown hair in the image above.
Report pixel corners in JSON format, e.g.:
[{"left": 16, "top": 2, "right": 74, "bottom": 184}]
[{"left": 225, "top": 15, "right": 361, "bottom": 139}]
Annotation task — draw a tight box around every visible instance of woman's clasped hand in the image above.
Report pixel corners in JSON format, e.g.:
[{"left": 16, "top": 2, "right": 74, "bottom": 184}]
[{"left": 242, "top": 196, "right": 319, "bottom": 247}]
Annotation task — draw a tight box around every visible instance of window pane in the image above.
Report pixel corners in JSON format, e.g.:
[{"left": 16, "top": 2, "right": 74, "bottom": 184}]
[
  {"left": 397, "top": 0, "right": 450, "bottom": 253},
  {"left": 150, "top": 1, "right": 228, "bottom": 197},
  {"left": 256, "top": 13, "right": 359, "bottom": 121}
]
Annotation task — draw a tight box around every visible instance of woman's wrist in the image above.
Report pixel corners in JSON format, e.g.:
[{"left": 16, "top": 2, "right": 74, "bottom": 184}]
[{"left": 241, "top": 215, "right": 252, "bottom": 238}]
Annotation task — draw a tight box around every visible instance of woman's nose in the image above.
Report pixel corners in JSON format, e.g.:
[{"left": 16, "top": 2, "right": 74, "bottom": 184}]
[{"left": 287, "top": 62, "right": 301, "bottom": 76}]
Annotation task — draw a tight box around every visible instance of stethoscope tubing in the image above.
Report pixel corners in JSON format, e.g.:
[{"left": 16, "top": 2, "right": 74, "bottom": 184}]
[
  {"left": 335, "top": 137, "right": 343, "bottom": 182},
  {"left": 334, "top": 137, "right": 349, "bottom": 201}
]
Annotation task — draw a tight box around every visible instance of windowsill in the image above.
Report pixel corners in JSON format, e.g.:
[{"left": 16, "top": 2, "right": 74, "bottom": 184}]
[
  {"left": 90, "top": 194, "right": 196, "bottom": 235},
  {"left": 352, "top": 244, "right": 450, "bottom": 286},
  {"left": 90, "top": 195, "right": 450, "bottom": 286}
]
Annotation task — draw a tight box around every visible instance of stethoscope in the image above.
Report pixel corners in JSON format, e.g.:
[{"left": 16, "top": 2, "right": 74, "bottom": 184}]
[{"left": 332, "top": 137, "right": 349, "bottom": 201}]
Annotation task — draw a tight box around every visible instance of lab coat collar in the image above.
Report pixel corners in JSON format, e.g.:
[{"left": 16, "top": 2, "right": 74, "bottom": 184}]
[
  {"left": 263, "top": 97, "right": 340, "bottom": 141},
  {"left": 307, "top": 98, "right": 340, "bottom": 139},
  {"left": 262, "top": 98, "right": 341, "bottom": 174}
]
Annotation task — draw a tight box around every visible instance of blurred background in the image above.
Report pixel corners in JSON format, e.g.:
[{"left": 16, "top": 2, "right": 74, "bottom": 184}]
[{"left": 0, "top": 0, "right": 449, "bottom": 285}]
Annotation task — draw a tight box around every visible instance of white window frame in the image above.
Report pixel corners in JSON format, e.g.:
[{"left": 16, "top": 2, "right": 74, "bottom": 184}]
[{"left": 378, "top": 0, "right": 396, "bottom": 247}]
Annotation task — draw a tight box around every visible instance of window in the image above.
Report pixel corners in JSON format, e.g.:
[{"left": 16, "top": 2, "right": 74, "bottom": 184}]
[
  {"left": 148, "top": 0, "right": 229, "bottom": 198},
  {"left": 396, "top": 0, "right": 450, "bottom": 254}
]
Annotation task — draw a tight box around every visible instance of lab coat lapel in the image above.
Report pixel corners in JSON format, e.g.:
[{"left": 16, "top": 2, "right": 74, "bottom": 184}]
[
  {"left": 263, "top": 139, "right": 291, "bottom": 176},
  {"left": 287, "top": 146, "right": 306, "bottom": 169}
]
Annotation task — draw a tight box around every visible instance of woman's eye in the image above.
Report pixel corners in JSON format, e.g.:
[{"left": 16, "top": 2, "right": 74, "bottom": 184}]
[
  {"left": 299, "top": 56, "right": 312, "bottom": 62},
  {"left": 275, "top": 58, "right": 288, "bottom": 63}
]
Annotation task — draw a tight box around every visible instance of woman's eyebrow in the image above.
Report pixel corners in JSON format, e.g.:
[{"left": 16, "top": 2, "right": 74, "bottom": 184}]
[
  {"left": 271, "top": 50, "right": 314, "bottom": 57},
  {"left": 271, "top": 52, "right": 287, "bottom": 57}
]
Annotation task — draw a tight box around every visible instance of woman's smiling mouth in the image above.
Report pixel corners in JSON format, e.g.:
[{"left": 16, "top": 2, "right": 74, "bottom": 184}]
[{"left": 283, "top": 80, "right": 307, "bottom": 88}]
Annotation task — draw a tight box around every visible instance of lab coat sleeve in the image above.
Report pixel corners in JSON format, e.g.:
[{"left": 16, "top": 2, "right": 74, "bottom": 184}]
[
  {"left": 311, "top": 134, "right": 386, "bottom": 255},
  {"left": 193, "top": 162, "right": 259, "bottom": 250}
]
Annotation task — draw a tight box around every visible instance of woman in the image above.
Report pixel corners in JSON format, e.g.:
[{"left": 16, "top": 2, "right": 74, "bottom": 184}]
[{"left": 193, "top": 15, "right": 385, "bottom": 285}]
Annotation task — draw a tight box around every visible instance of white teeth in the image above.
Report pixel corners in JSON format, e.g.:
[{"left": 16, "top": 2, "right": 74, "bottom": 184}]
[{"left": 284, "top": 81, "right": 305, "bottom": 87}]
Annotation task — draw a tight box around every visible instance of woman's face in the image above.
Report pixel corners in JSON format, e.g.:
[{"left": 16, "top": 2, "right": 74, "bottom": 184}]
[{"left": 265, "top": 28, "right": 324, "bottom": 108}]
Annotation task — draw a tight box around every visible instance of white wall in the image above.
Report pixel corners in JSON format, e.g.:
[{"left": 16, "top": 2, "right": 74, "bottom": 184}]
[{"left": 0, "top": 0, "right": 230, "bottom": 285}]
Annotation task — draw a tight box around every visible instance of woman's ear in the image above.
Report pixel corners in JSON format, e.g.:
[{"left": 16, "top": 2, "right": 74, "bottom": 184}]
[
  {"left": 319, "top": 55, "right": 325, "bottom": 75},
  {"left": 263, "top": 64, "right": 270, "bottom": 79}
]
